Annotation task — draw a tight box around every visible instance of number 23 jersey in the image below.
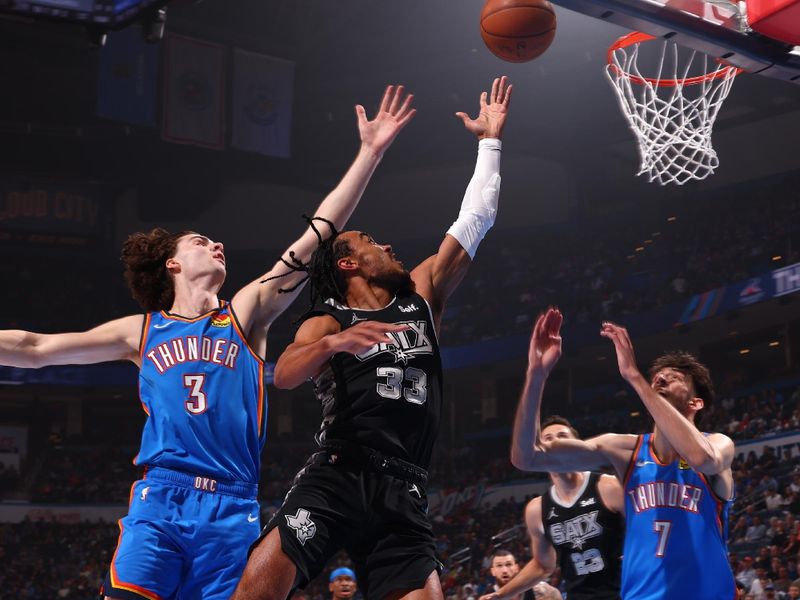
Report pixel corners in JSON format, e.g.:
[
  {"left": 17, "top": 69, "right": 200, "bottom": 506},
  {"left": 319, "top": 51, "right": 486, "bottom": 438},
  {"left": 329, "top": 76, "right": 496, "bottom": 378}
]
[{"left": 303, "top": 291, "right": 443, "bottom": 470}]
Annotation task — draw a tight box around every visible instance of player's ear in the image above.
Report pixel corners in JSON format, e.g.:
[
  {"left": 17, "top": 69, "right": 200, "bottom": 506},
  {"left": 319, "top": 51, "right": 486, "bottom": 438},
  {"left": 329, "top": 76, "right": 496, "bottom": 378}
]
[
  {"left": 337, "top": 257, "right": 358, "bottom": 272},
  {"left": 166, "top": 257, "right": 181, "bottom": 274},
  {"left": 689, "top": 396, "right": 704, "bottom": 412}
]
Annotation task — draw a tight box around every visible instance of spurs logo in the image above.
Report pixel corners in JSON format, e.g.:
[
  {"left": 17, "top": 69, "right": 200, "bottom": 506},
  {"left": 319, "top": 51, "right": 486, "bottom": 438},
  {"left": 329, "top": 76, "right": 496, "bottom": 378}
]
[
  {"left": 549, "top": 510, "right": 602, "bottom": 549},
  {"left": 285, "top": 508, "right": 316, "bottom": 545},
  {"left": 355, "top": 320, "right": 433, "bottom": 364}
]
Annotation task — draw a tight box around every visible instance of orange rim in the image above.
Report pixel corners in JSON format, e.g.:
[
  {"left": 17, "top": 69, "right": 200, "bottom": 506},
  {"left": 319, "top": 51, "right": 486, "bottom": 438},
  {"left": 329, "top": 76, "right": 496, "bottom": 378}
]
[{"left": 607, "top": 31, "right": 742, "bottom": 87}]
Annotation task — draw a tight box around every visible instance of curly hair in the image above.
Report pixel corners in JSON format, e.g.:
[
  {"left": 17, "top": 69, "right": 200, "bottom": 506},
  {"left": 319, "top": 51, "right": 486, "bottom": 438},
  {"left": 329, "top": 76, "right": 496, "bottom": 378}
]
[
  {"left": 121, "top": 228, "right": 192, "bottom": 312},
  {"left": 649, "top": 351, "right": 715, "bottom": 408}
]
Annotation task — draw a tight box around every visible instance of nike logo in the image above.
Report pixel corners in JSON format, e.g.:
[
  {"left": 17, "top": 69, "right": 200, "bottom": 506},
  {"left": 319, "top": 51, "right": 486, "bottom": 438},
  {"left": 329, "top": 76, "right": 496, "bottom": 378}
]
[
  {"left": 636, "top": 460, "right": 657, "bottom": 467},
  {"left": 153, "top": 322, "right": 172, "bottom": 329},
  {"left": 247, "top": 513, "right": 259, "bottom": 523}
]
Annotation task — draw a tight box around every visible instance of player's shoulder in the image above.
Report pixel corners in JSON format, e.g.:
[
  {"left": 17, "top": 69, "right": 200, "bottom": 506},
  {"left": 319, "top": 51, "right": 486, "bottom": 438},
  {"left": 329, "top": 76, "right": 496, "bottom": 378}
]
[
  {"left": 294, "top": 312, "right": 341, "bottom": 343},
  {"left": 524, "top": 494, "right": 545, "bottom": 532},
  {"left": 96, "top": 313, "right": 145, "bottom": 336}
]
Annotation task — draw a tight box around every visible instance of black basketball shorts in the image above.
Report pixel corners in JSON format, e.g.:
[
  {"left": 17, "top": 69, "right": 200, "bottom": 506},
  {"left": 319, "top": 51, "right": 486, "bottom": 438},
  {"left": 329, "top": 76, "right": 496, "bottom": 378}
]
[{"left": 255, "top": 453, "right": 440, "bottom": 599}]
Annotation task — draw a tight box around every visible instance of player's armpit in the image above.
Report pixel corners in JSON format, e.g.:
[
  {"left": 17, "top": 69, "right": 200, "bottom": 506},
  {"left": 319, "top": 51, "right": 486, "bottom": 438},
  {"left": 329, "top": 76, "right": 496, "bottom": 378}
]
[{"left": 411, "top": 235, "right": 471, "bottom": 319}]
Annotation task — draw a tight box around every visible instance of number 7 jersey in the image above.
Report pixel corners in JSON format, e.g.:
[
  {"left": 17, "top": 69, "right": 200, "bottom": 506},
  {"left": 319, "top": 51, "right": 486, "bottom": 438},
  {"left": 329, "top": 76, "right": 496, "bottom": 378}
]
[
  {"left": 136, "top": 302, "right": 266, "bottom": 484},
  {"left": 622, "top": 433, "right": 735, "bottom": 600}
]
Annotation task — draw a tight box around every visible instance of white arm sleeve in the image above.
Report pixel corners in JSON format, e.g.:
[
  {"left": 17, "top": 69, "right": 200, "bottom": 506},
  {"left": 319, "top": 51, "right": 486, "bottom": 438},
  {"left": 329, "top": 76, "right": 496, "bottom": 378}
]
[{"left": 446, "top": 137, "right": 502, "bottom": 259}]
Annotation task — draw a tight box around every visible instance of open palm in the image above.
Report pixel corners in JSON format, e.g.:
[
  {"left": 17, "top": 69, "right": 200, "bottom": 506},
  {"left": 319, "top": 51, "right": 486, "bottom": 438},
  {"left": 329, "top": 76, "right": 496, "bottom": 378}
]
[
  {"left": 356, "top": 85, "right": 416, "bottom": 157},
  {"left": 528, "top": 307, "right": 563, "bottom": 375},
  {"left": 456, "top": 76, "right": 512, "bottom": 139}
]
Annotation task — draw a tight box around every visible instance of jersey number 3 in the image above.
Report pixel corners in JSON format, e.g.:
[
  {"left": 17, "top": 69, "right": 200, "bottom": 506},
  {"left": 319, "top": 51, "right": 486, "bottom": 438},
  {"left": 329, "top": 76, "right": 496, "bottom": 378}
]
[
  {"left": 183, "top": 374, "right": 208, "bottom": 414},
  {"left": 376, "top": 367, "right": 427, "bottom": 404}
]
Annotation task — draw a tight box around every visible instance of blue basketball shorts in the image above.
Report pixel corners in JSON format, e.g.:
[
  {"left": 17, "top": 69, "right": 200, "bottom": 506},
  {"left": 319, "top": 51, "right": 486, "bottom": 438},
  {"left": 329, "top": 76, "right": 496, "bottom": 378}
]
[{"left": 101, "top": 467, "right": 260, "bottom": 600}]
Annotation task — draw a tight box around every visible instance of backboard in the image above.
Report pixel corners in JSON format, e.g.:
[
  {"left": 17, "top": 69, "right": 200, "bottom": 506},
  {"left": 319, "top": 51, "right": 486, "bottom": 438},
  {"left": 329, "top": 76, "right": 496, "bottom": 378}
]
[{"left": 549, "top": 0, "right": 800, "bottom": 84}]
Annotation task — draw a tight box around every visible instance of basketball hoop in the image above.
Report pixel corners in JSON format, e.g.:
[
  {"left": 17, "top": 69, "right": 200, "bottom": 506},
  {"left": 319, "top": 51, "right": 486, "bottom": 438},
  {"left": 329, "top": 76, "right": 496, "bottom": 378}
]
[{"left": 605, "top": 32, "right": 742, "bottom": 185}]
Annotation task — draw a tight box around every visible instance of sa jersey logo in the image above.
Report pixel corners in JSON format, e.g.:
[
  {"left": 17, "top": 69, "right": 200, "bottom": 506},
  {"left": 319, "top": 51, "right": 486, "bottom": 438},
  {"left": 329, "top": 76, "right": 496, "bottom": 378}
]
[
  {"left": 285, "top": 508, "right": 316, "bottom": 545},
  {"left": 355, "top": 320, "right": 434, "bottom": 365},
  {"left": 211, "top": 314, "right": 231, "bottom": 328}
]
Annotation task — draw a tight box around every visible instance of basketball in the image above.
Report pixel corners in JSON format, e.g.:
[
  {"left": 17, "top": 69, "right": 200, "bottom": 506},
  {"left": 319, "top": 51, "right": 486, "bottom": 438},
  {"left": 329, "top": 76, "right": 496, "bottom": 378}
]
[{"left": 480, "top": 0, "right": 557, "bottom": 63}]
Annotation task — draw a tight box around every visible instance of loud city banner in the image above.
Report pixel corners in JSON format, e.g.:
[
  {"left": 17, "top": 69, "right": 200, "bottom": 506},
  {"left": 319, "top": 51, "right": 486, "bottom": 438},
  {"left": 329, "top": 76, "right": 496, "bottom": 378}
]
[{"left": 0, "top": 182, "right": 110, "bottom": 248}]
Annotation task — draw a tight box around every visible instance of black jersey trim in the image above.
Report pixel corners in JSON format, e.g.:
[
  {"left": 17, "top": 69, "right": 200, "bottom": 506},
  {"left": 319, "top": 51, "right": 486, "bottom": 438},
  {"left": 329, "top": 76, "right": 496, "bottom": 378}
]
[{"left": 420, "top": 296, "right": 440, "bottom": 345}]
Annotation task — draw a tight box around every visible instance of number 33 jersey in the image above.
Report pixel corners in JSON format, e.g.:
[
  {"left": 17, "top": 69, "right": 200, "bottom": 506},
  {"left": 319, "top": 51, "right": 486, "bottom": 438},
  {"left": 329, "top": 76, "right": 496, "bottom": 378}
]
[
  {"left": 303, "top": 291, "right": 443, "bottom": 470},
  {"left": 136, "top": 302, "right": 266, "bottom": 483}
]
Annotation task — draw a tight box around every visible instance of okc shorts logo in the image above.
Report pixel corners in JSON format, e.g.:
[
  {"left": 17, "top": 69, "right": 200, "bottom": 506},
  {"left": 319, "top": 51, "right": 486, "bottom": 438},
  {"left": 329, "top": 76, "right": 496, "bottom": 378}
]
[
  {"left": 285, "top": 508, "right": 316, "bottom": 545},
  {"left": 211, "top": 314, "right": 231, "bottom": 328}
]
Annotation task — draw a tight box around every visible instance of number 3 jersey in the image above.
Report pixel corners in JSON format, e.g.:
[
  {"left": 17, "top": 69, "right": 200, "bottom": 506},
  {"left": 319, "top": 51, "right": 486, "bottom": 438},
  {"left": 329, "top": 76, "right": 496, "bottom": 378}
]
[
  {"left": 622, "top": 433, "right": 735, "bottom": 600},
  {"left": 541, "top": 472, "right": 624, "bottom": 600},
  {"left": 303, "top": 291, "right": 443, "bottom": 470},
  {"left": 136, "top": 302, "right": 266, "bottom": 484}
]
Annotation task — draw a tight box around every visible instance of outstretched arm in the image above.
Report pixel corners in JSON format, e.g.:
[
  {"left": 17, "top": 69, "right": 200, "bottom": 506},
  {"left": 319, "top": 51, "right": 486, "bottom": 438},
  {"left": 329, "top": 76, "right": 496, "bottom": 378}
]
[
  {"left": 511, "top": 308, "right": 563, "bottom": 470},
  {"left": 412, "top": 76, "right": 512, "bottom": 323},
  {"left": 600, "top": 322, "right": 734, "bottom": 476},
  {"left": 232, "top": 86, "right": 416, "bottom": 348},
  {"left": 511, "top": 309, "right": 635, "bottom": 476},
  {"left": 0, "top": 315, "right": 144, "bottom": 368}
]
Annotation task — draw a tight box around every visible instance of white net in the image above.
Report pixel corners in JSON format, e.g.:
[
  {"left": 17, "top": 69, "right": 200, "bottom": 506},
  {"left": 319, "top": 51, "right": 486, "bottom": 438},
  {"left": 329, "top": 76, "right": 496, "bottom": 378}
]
[{"left": 605, "top": 34, "right": 740, "bottom": 185}]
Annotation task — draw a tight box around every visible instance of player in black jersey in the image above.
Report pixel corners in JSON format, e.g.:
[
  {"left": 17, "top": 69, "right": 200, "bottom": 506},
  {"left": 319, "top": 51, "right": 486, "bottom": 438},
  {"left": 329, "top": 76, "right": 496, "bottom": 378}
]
[
  {"left": 231, "top": 76, "right": 513, "bottom": 600},
  {"left": 481, "top": 417, "right": 624, "bottom": 600}
]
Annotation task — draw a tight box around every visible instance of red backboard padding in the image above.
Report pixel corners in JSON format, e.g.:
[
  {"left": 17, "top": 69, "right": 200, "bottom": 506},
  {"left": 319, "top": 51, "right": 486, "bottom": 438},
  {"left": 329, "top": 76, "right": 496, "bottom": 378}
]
[{"left": 748, "top": 0, "right": 800, "bottom": 45}]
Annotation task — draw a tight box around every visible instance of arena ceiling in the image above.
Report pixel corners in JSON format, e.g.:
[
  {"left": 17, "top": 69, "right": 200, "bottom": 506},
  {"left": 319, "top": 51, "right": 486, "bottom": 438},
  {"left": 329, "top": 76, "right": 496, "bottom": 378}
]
[{"left": 0, "top": 0, "right": 798, "bottom": 249}]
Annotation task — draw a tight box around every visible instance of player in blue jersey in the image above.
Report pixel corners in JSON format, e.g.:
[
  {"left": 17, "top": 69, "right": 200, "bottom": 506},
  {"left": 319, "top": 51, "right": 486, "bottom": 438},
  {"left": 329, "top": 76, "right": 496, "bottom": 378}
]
[
  {"left": 511, "top": 308, "right": 736, "bottom": 600},
  {"left": 0, "top": 85, "right": 416, "bottom": 600}
]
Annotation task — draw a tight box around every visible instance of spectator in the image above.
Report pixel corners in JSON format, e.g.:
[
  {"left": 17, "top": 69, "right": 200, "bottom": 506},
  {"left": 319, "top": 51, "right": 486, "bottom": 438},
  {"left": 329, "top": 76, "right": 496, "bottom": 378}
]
[
  {"left": 738, "top": 556, "right": 758, "bottom": 590},
  {"left": 766, "top": 489, "right": 784, "bottom": 510},
  {"left": 747, "top": 517, "right": 768, "bottom": 543}
]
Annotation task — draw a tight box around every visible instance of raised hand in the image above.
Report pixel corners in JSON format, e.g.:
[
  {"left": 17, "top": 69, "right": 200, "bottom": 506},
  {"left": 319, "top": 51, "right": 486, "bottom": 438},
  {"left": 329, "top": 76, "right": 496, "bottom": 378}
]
[
  {"left": 356, "top": 85, "right": 416, "bottom": 158},
  {"left": 527, "top": 307, "right": 563, "bottom": 376},
  {"left": 330, "top": 321, "right": 410, "bottom": 355},
  {"left": 455, "top": 75, "right": 513, "bottom": 140},
  {"left": 600, "top": 321, "right": 640, "bottom": 382}
]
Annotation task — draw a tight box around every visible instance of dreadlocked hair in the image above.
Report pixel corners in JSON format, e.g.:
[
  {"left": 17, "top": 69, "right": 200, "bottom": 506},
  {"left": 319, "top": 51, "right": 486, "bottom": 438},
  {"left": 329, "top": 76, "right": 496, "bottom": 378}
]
[
  {"left": 121, "top": 228, "right": 192, "bottom": 312},
  {"left": 260, "top": 215, "right": 347, "bottom": 307}
]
